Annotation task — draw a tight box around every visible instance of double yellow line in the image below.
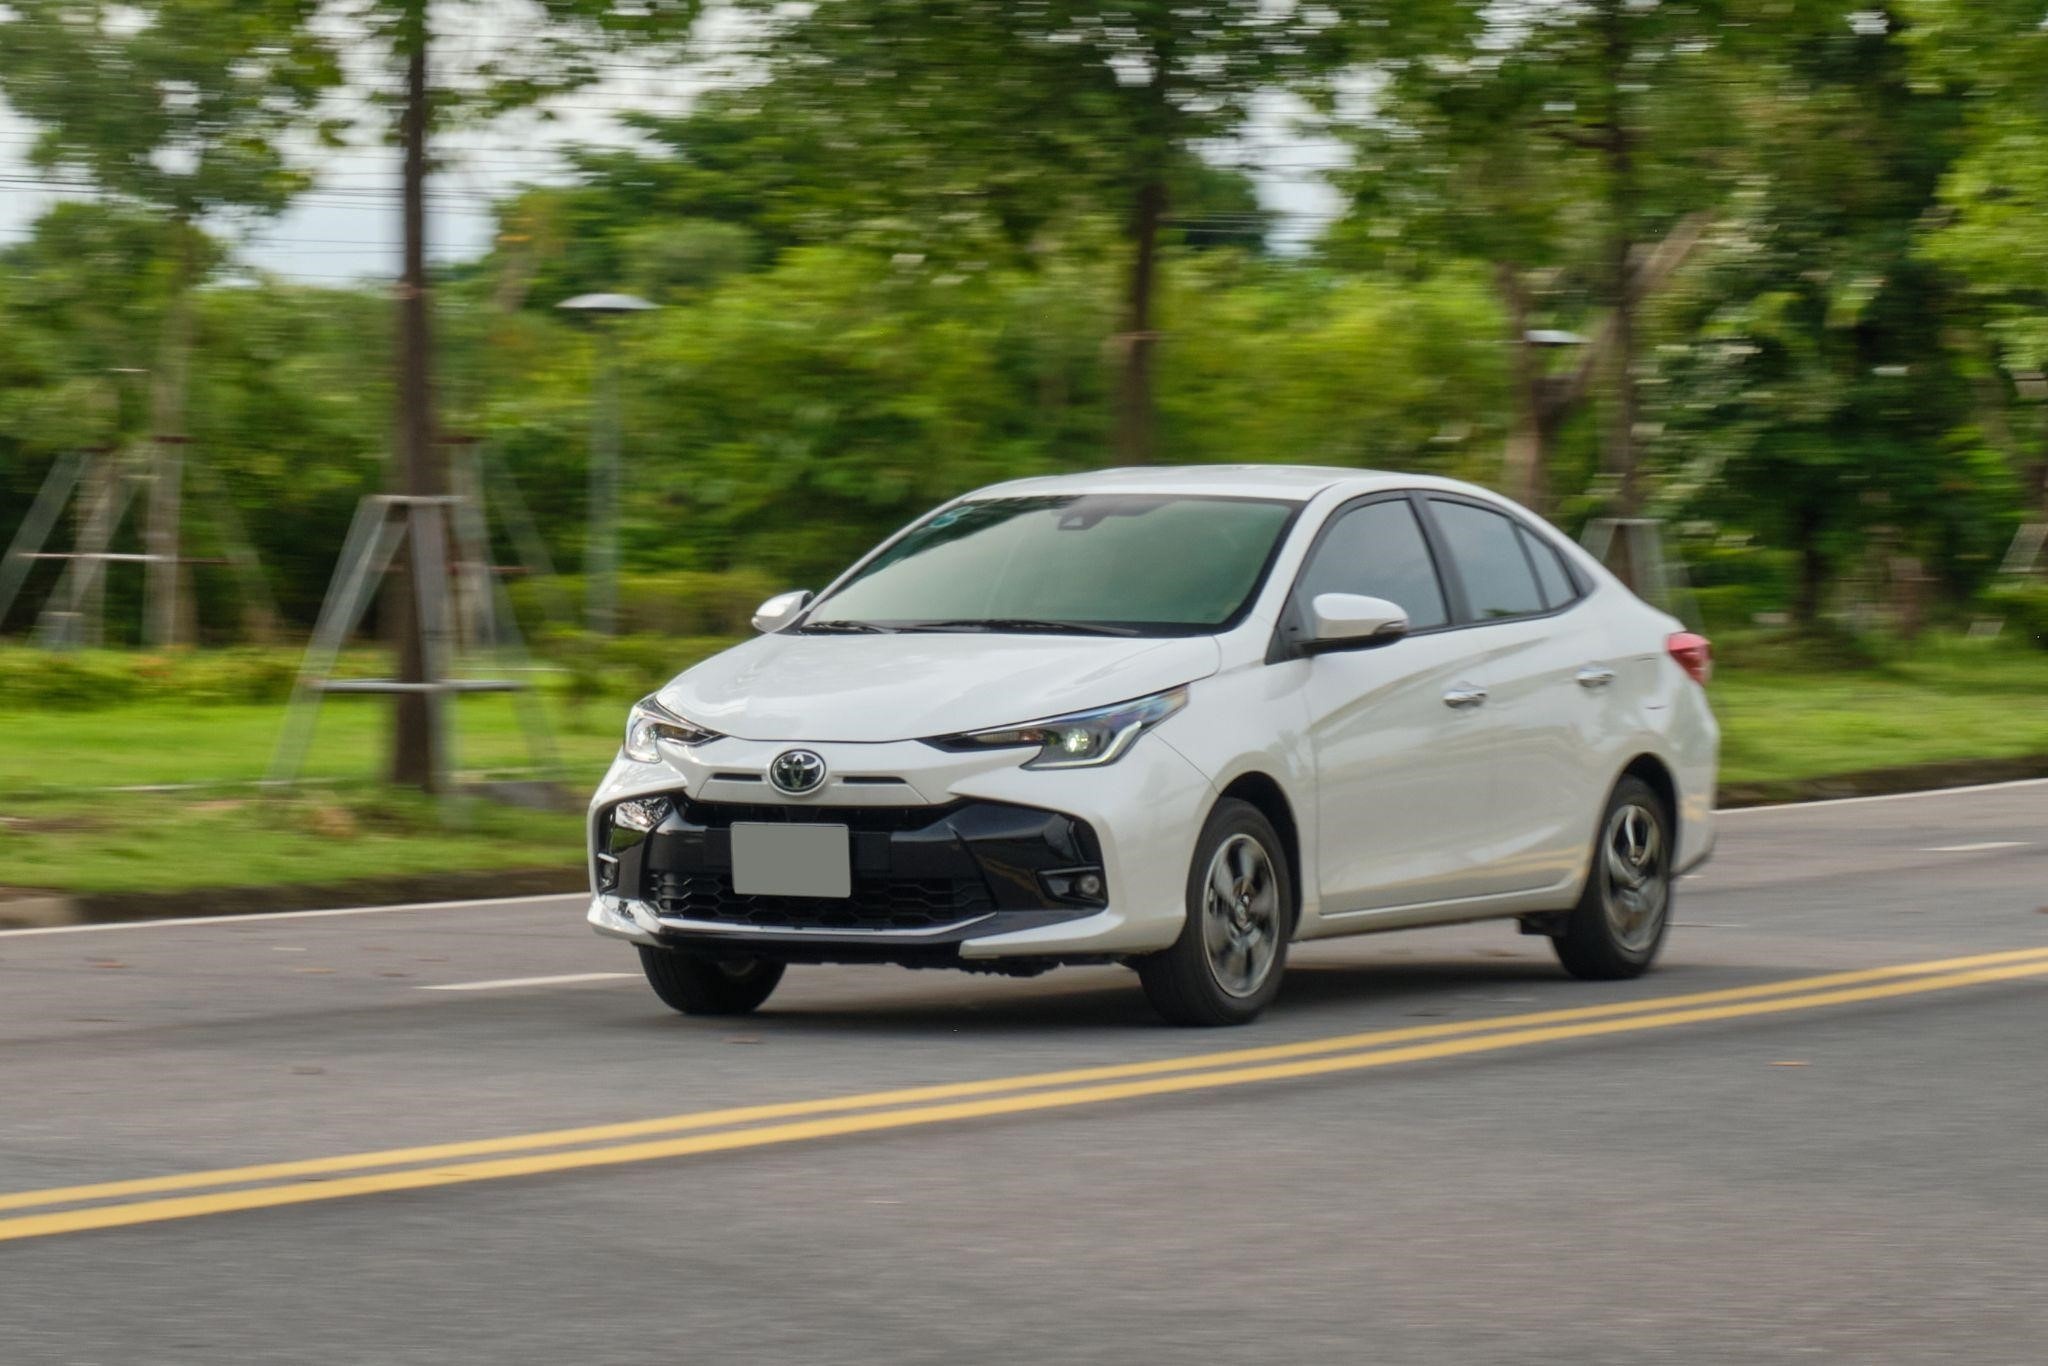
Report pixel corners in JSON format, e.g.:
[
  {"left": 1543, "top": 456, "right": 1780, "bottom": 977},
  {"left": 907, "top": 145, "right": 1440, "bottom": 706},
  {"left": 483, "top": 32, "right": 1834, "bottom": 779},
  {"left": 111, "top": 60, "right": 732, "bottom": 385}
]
[{"left": 6, "top": 945, "right": 2048, "bottom": 1244}]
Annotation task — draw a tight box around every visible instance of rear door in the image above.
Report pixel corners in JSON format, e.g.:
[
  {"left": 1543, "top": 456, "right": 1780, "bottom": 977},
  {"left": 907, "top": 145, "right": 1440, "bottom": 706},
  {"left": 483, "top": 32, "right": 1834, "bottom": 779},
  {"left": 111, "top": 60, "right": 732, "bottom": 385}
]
[
  {"left": 1420, "top": 497, "right": 1612, "bottom": 896},
  {"left": 1291, "top": 495, "right": 1500, "bottom": 913}
]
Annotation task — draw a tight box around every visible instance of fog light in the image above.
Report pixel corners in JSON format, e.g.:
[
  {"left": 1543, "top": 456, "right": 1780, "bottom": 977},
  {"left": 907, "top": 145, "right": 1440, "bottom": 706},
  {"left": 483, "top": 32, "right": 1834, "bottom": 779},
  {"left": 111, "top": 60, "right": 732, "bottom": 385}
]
[
  {"left": 613, "top": 797, "right": 671, "bottom": 833},
  {"left": 1038, "top": 867, "right": 1108, "bottom": 906}
]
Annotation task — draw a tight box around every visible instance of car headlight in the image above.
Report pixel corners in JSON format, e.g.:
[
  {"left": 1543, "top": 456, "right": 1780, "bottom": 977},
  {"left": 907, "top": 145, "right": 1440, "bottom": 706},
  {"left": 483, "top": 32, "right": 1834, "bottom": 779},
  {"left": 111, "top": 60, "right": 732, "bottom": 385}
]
[
  {"left": 928, "top": 687, "right": 1189, "bottom": 769},
  {"left": 622, "top": 695, "right": 720, "bottom": 763}
]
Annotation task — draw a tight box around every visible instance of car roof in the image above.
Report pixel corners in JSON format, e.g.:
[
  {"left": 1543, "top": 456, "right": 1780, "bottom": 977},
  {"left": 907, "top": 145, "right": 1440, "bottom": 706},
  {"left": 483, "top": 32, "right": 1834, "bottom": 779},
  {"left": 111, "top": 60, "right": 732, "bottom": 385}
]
[{"left": 963, "top": 464, "right": 1491, "bottom": 504}]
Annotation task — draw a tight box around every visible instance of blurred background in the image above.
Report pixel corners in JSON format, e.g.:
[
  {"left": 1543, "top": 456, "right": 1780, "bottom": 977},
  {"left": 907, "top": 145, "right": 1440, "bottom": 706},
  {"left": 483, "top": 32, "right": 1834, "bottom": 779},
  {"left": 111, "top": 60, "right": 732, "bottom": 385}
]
[{"left": 3, "top": 0, "right": 2046, "bottom": 914}]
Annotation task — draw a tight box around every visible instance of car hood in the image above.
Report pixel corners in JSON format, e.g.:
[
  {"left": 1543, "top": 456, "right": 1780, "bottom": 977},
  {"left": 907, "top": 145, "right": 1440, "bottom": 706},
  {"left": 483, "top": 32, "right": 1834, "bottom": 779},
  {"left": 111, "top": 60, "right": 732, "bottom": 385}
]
[{"left": 659, "top": 632, "right": 1223, "bottom": 743}]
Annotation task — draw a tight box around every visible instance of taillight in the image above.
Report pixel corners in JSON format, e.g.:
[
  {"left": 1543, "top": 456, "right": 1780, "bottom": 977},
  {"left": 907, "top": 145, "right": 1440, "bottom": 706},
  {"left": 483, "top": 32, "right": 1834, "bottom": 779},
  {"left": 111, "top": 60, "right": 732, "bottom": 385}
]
[{"left": 1667, "top": 632, "right": 1712, "bottom": 686}]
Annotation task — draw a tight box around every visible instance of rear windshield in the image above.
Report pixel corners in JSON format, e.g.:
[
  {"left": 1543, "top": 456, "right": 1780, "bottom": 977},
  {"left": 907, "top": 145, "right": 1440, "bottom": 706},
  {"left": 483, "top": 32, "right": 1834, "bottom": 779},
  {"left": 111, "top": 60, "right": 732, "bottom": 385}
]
[{"left": 809, "top": 494, "right": 1298, "bottom": 634}]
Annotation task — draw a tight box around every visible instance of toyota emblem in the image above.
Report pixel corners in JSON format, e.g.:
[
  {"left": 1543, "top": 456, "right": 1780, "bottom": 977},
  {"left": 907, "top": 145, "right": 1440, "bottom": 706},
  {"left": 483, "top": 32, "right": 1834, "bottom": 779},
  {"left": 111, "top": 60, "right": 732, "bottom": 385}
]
[{"left": 769, "top": 749, "right": 828, "bottom": 796}]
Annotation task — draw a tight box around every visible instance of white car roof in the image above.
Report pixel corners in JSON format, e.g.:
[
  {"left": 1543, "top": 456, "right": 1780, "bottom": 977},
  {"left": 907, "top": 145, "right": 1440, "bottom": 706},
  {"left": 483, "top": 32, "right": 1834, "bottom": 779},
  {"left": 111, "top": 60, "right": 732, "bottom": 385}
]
[{"left": 964, "top": 464, "right": 1495, "bottom": 504}]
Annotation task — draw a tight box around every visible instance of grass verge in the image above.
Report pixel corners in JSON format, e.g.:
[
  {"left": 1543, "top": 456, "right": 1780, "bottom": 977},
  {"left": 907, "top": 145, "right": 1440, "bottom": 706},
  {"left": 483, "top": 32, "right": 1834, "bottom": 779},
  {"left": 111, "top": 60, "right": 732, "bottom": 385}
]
[
  {"left": 2, "top": 631, "right": 2045, "bottom": 899},
  {"left": 1711, "top": 633, "right": 2048, "bottom": 786}
]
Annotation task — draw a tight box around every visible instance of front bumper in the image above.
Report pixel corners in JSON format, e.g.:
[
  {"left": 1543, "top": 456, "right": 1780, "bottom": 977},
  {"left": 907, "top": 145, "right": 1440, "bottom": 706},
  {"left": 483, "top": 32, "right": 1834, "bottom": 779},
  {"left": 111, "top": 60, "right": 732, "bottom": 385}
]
[{"left": 586, "top": 732, "right": 1216, "bottom": 964}]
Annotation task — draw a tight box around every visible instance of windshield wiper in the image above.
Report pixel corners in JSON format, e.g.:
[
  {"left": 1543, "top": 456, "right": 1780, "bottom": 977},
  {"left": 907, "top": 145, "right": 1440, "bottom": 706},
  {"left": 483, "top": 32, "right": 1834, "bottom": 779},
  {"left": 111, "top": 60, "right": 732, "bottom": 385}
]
[
  {"left": 796, "top": 619, "right": 896, "bottom": 634},
  {"left": 899, "top": 617, "right": 1141, "bottom": 637}
]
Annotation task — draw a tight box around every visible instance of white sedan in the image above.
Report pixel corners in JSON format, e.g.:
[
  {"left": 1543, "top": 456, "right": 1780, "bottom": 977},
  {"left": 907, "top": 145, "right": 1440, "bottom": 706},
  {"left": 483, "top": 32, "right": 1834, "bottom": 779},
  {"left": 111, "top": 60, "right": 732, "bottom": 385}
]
[{"left": 588, "top": 466, "right": 1718, "bottom": 1026}]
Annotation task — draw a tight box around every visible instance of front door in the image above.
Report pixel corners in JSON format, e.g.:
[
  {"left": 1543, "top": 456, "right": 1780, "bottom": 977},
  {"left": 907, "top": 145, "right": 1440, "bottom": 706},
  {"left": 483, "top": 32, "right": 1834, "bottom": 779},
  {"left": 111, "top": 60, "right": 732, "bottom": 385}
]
[{"left": 1291, "top": 496, "right": 1499, "bottom": 913}]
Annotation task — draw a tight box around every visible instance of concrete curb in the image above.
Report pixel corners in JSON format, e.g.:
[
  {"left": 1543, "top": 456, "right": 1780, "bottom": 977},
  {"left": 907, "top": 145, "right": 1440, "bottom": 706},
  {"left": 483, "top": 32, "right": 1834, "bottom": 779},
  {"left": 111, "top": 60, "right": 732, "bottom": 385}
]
[
  {"left": 1716, "top": 753, "right": 2048, "bottom": 809},
  {"left": 8, "top": 754, "right": 2047, "bottom": 930},
  {"left": 0, "top": 868, "right": 587, "bottom": 931}
]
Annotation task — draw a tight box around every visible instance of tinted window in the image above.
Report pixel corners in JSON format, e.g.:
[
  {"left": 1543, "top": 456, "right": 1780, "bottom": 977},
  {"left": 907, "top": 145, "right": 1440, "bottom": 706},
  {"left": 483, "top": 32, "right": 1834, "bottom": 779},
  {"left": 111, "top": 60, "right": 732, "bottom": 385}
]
[
  {"left": 812, "top": 494, "right": 1296, "bottom": 634},
  {"left": 1431, "top": 500, "right": 1544, "bottom": 621},
  {"left": 1518, "top": 526, "right": 1576, "bottom": 609},
  {"left": 1297, "top": 499, "right": 1449, "bottom": 630}
]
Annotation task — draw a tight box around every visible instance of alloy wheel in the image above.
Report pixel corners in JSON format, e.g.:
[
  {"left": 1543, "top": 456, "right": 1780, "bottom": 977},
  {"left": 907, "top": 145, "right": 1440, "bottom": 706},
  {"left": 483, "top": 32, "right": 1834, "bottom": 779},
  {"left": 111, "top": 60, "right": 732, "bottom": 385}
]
[
  {"left": 1601, "top": 801, "right": 1669, "bottom": 953},
  {"left": 1201, "top": 832, "right": 1282, "bottom": 998}
]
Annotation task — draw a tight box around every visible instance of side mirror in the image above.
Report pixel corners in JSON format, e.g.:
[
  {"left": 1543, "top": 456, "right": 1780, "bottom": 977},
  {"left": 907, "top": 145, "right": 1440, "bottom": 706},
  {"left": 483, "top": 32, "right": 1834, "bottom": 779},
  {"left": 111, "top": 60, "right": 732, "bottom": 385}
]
[
  {"left": 751, "top": 589, "right": 814, "bottom": 634},
  {"left": 1305, "top": 593, "right": 1409, "bottom": 653}
]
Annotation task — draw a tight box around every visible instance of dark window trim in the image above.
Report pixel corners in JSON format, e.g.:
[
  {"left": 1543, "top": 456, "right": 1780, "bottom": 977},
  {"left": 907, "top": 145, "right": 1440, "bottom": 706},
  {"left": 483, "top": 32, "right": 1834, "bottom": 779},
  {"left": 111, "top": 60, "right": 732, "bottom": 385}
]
[
  {"left": 1266, "top": 490, "right": 1457, "bottom": 663},
  {"left": 1415, "top": 493, "right": 1589, "bottom": 629},
  {"left": 1514, "top": 522, "right": 1574, "bottom": 612}
]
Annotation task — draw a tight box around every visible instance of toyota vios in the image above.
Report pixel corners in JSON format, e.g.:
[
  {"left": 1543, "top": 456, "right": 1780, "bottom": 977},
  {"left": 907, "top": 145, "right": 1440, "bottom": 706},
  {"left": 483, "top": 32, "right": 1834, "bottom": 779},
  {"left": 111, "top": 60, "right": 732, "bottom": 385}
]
[{"left": 588, "top": 466, "right": 1717, "bottom": 1026}]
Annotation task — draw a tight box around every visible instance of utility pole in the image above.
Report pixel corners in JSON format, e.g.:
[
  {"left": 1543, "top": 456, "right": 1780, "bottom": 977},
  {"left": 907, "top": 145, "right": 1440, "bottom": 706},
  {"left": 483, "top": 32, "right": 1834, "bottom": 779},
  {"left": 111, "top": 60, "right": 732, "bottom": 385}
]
[
  {"left": 389, "top": 0, "right": 443, "bottom": 790},
  {"left": 557, "top": 292, "right": 655, "bottom": 637}
]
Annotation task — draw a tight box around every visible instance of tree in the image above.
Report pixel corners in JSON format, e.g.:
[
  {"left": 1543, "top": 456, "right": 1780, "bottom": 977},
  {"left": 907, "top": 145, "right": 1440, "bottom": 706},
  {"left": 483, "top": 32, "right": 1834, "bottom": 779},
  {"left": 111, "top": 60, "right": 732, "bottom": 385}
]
[
  {"left": 0, "top": 0, "right": 340, "bottom": 643},
  {"left": 1329, "top": 0, "right": 1743, "bottom": 518},
  {"left": 727, "top": 0, "right": 1367, "bottom": 464},
  {"left": 1652, "top": 7, "right": 2009, "bottom": 627},
  {"left": 315, "top": 0, "right": 704, "bottom": 788},
  {"left": 1901, "top": 0, "right": 2048, "bottom": 523}
]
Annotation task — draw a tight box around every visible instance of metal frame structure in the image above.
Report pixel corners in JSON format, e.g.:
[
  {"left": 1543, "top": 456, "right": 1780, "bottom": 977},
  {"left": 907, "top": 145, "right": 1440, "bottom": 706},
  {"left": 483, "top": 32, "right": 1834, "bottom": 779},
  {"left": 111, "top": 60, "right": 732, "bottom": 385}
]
[
  {"left": 0, "top": 443, "right": 276, "bottom": 648},
  {"left": 267, "top": 488, "right": 559, "bottom": 793},
  {"left": 1580, "top": 517, "right": 1702, "bottom": 627}
]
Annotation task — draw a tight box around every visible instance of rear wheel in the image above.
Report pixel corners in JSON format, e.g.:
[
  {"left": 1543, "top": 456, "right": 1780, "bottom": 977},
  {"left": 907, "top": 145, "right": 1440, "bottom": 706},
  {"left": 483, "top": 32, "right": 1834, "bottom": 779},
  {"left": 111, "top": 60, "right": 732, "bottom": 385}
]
[
  {"left": 637, "top": 945, "right": 786, "bottom": 1016},
  {"left": 1552, "top": 775, "right": 1673, "bottom": 980},
  {"left": 1138, "top": 799, "right": 1292, "bottom": 1027}
]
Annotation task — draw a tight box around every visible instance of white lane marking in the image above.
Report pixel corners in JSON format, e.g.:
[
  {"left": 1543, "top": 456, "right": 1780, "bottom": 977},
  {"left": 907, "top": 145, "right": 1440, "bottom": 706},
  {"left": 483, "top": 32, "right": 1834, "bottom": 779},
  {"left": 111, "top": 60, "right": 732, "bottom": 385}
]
[
  {"left": 0, "top": 892, "right": 580, "bottom": 939},
  {"left": 1918, "top": 841, "right": 2029, "bottom": 854},
  {"left": 1719, "top": 776, "right": 2048, "bottom": 815},
  {"left": 421, "top": 972, "right": 635, "bottom": 992}
]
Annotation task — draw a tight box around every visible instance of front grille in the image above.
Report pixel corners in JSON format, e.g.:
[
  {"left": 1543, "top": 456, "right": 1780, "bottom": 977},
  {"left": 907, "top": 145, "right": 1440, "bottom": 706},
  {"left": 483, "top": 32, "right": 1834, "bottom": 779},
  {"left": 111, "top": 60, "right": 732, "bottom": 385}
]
[{"left": 652, "top": 871, "right": 996, "bottom": 932}]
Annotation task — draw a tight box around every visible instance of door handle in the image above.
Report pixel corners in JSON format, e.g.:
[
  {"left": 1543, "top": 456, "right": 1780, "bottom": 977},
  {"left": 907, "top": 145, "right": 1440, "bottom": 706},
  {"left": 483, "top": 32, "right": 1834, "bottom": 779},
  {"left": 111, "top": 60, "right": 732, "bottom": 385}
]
[
  {"left": 1575, "top": 665, "right": 1617, "bottom": 689},
  {"left": 1442, "top": 684, "right": 1488, "bottom": 710}
]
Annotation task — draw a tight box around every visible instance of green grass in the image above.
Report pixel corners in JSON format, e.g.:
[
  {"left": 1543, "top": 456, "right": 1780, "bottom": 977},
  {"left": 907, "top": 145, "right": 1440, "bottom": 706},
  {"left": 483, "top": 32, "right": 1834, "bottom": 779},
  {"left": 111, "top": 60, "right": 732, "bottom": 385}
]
[
  {"left": 0, "top": 694, "right": 624, "bottom": 795},
  {"left": 0, "top": 788, "right": 585, "bottom": 896},
  {"left": 1712, "top": 634, "right": 2048, "bottom": 786},
  {"left": 3, "top": 632, "right": 2047, "bottom": 896}
]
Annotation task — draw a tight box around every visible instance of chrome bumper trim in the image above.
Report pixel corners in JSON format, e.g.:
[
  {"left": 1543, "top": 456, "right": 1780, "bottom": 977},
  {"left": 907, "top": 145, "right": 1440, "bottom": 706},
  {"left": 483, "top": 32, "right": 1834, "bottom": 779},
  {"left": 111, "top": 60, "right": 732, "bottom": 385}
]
[{"left": 652, "top": 912, "right": 998, "bottom": 940}]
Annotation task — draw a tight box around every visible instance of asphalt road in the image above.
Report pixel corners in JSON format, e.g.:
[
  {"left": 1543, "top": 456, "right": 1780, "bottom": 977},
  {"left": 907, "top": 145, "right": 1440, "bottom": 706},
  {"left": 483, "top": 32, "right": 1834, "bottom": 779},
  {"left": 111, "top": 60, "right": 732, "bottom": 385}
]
[{"left": 2, "top": 781, "right": 2045, "bottom": 1365}]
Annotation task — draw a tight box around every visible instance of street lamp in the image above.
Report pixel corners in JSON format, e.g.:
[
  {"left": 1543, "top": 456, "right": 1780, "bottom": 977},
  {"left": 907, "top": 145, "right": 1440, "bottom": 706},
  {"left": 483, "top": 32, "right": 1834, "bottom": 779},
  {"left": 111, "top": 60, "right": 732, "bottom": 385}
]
[{"left": 558, "top": 292, "right": 657, "bottom": 636}]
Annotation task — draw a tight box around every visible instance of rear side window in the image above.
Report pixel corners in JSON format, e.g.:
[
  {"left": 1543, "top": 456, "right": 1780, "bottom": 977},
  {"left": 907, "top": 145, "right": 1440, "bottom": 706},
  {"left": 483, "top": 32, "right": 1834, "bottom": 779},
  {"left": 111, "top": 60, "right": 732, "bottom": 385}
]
[
  {"left": 1430, "top": 500, "right": 1544, "bottom": 621},
  {"left": 1296, "top": 499, "right": 1449, "bottom": 630},
  {"left": 1518, "top": 526, "right": 1577, "bottom": 609}
]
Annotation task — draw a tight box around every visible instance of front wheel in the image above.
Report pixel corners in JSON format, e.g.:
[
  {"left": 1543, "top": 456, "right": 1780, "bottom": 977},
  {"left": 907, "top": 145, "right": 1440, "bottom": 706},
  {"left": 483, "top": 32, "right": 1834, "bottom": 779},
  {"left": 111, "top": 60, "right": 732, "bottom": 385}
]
[
  {"left": 1552, "top": 775, "right": 1674, "bottom": 980},
  {"left": 637, "top": 945, "right": 786, "bottom": 1016},
  {"left": 1138, "top": 799, "right": 1292, "bottom": 1027}
]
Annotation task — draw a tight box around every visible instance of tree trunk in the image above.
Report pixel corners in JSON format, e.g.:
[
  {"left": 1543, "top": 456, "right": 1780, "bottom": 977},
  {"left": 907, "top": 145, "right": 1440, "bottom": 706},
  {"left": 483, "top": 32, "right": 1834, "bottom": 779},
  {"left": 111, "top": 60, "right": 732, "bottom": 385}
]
[
  {"left": 2036, "top": 395, "right": 2048, "bottom": 523},
  {"left": 1495, "top": 263, "right": 1549, "bottom": 513},
  {"left": 144, "top": 223, "right": 200, "bottom": 648},
  {"left": 389, "top": 5, "right": 443, "bottom": 791},
  {"left": 1599, "top": 0, "right": 1643, "bottom": 518},
  {"left": 1792, "top": 504, "right": 1827, "bottom": 631},
  {"left": 1114, "top": 178, "right": 1166, "bottom": 466}
]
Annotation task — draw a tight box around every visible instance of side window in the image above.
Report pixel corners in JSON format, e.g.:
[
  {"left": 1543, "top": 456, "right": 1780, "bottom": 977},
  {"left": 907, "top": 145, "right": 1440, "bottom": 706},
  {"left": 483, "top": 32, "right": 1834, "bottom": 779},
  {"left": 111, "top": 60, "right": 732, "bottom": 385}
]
[
  {"left": 1518, "top": 525, "right": 1577, "bottom": 609},
  {"left": 1297, "top": 499, "right": 1449, "bottom": 630},
  {"left": 1430, "top": 500, "right": 1544, "bottom": 621}
]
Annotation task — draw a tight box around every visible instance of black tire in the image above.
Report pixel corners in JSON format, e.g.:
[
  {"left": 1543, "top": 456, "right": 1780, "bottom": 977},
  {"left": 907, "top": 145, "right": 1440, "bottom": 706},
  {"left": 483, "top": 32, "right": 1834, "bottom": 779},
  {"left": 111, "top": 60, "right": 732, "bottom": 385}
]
[
  {"left": 1552, "top": 775, "right": 1674, "bottom": 981},
  {"left": 1138, "top": 798, "right": 1293, "bottom": 1027},
  {"left": 636, "top": 945, "right": 786, "bottom": 1016}
]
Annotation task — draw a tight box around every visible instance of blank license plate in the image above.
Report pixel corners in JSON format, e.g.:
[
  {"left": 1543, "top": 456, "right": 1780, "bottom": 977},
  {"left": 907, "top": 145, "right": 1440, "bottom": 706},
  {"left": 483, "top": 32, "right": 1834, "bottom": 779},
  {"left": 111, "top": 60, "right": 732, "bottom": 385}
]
[{"left": 729, "top": 823, "right": 852, "bottom": 899}]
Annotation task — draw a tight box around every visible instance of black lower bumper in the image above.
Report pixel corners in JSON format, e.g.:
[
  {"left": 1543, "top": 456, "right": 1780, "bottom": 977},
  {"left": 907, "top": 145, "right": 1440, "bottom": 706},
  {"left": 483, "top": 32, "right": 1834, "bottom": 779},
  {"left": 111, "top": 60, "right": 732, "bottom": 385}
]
[{"left": 598, "top": 794, "right": 1108, "bottom": 964}]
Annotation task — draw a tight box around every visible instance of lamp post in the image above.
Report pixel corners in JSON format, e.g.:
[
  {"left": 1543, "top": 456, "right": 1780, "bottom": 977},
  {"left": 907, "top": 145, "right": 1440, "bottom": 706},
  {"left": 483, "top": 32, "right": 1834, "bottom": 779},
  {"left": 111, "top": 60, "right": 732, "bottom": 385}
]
[{"left": 557, "top": 292, "right": 657, "bottom": 636}]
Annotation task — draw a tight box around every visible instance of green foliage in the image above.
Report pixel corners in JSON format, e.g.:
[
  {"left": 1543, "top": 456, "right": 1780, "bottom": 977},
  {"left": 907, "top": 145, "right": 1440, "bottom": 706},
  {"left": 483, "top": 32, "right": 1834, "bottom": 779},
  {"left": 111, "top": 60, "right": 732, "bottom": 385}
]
[
  {"left": 510, "top": 570, "right": 780, "bottom": 638},
  {"left": 1984, "top": 583, "right": 2048, "bottom": 650},
  {"left": 0, "top": 1, "right": 341, "bottom": 222},
  {"left": 0, "top": 647, "right": 297, "bottom": 709},
  {"left": 6, "top": 1, "right": 2048, "bottom": 648}
]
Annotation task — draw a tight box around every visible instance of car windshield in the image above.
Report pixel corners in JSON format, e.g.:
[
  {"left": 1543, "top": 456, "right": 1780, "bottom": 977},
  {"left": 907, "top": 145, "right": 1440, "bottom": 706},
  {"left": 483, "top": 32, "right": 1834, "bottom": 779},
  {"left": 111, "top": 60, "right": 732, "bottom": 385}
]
[{"left": 807, "top": 494, "right": 1298, "bottom": 635}]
